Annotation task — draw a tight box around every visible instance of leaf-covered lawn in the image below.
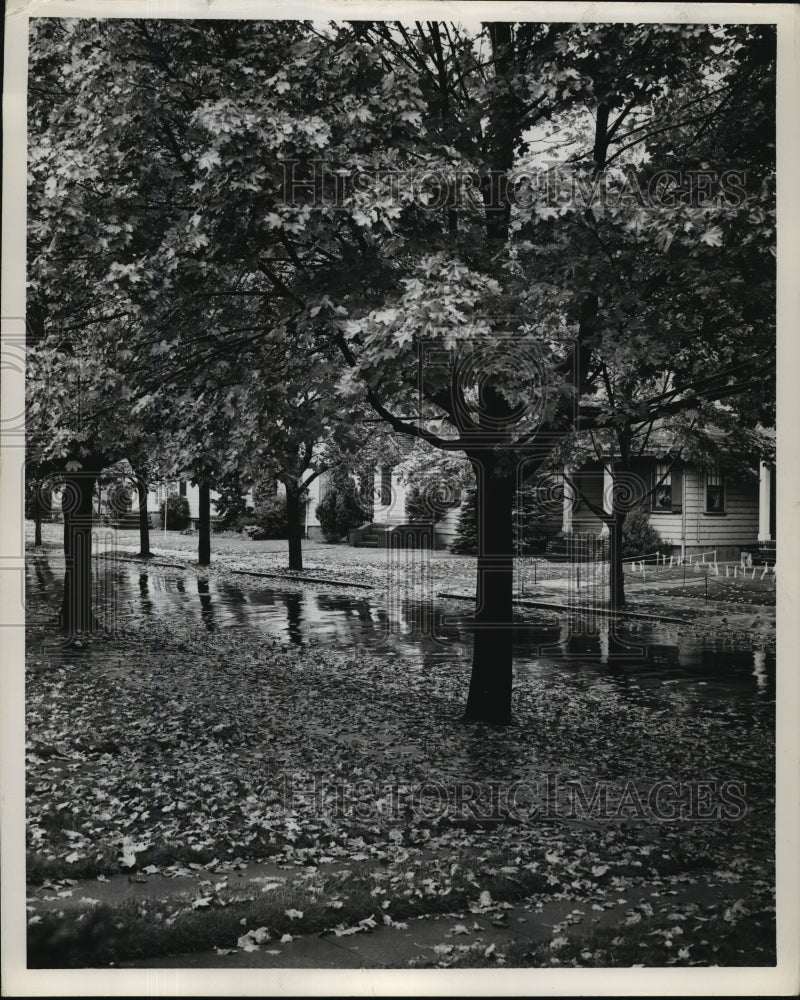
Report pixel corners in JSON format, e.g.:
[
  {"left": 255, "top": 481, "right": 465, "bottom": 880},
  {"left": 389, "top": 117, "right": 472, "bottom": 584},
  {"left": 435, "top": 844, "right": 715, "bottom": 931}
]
[{"left": 25, "top": 550, "right": 775, "bottom": 966}]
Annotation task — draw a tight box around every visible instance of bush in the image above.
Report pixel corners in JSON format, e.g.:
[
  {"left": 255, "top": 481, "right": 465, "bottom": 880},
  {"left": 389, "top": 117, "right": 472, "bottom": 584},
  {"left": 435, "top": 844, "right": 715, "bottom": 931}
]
[
  {"left": 450, "top": 487, "right": 477, "bottom": 554},
  {"left": 450, "top": 486, "right": 552, "bottom": 556},
  {"left": 212, "top": 474, "right": 254, "bottom": 532},
  {"left": 515, "top": 484, "right": 554, "bottom": 555},
  {"left": 316, "top": 476, "right": 368, "bottom": 542},
  {"left": 105, "top": 481, "right": 133, "bottom": 518},
  {"left": 159, "top": 492, "right": 191, "bottom": 530},
  {"left": 245, "top": 493, "right": 288, "bottom": 540},
  {"left": 621, "top": 504, "right": 672, "bottom": 558},
  {"left": 405, "top": 483, "right": 459, "bottom": 525}
]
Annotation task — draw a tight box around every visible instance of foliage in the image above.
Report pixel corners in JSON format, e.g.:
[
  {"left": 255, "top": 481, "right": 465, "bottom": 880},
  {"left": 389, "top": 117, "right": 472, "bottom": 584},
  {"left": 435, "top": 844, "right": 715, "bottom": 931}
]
[
  {"left": 159, "top": 493, "right": 191, "bottom": 531},
  {"left": 450, "top": 488, "right": 478, "bottom": 555},
  {"left": 26, "top": 17, "right": 776, "bottom": 711},
  {"left": 514, "top": 484, "right": 556, "bottom": 555},
  {"left": 450, "top": 484, "right": 555, "bottom": 555},
  {"left": 315, "top": 476, "right": 369, "bottom": 542},
  {"left": 404, "top": 484, "right": 452, "bottom": 525},
  {"left": 621, "top": 505, "right": 672, "bottom": 559},
  {"left": 246, "top": 493, "right": 289, "bottom": 541},
  {"left": 396, "top": 446, "right": 470, "bottom": 527},
  {"left": 25, "top": 480, "right": 52, "bottom": 521},
  {"left": 212, "top": 473, "right": 254, "bottom": 532}
]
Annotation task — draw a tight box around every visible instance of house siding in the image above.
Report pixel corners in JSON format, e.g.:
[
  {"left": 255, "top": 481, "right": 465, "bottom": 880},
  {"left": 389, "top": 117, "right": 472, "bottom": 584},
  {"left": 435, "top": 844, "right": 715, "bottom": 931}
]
[
  {"left": 373, "top": 471, "right": 408, "bottom": 526},
  {"left": 649, "top": 468, "right": 759, "bottom": 557},
  {"left": 347, "top": 461, "right": 762, "bottom": 559},
  {"left": 434, "top": 506, "right": 461, "bottom": 546}
]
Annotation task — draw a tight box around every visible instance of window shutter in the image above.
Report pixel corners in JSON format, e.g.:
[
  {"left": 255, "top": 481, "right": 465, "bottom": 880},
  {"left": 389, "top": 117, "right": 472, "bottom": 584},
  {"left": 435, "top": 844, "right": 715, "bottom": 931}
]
[{"left": 671, "top": 466, "right": 683, "bottom": 513}]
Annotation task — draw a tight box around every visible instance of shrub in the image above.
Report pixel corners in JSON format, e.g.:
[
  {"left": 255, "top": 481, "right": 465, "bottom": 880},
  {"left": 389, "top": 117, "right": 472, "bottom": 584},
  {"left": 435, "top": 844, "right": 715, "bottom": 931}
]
[
  {"left": 450, "top": 487, "right": 477, "bottom": 554},
  {"left": 621, "top": 504, "right": 672, "bottom": 558},
  {"left": 316, "top": 476, "right": 368, "bottom": 542},
  {"left": 451, "top": 486, "right": 552, "bottom": 555},
  {"left": 515, "top": 484, "right": 554, "bottom": 555},
  {"left": 108, "top": 481, "right": 133, "bottom": 512},
  {"left": 212, "top": 474, "right": 254, "bottom": 532},
  {"left": 245, "top": 493, "right": 289, "bottom": 540},
  {"left": 159, "top": 492, "right": 191, "bottom": 530},
  {"left": 405, "top": 483, "right": 460, "bottom": 525}
]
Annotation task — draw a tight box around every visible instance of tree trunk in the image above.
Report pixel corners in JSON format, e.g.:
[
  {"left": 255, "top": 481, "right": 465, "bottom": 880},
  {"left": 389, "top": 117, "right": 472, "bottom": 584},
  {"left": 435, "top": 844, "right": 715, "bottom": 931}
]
[
  {"left": 60, "top": 470, "right": 98, "bottom": 635},
  {"left": 33, "top": 489, "right": 43, "bottom": 547},
  {"left": 198, "top": 480, "right": 211, "bottom": 566},
  {"left": 464, "top": 467, "right": 516, "bottom": 724},
  {"left": 136, "top": 473, "right": 151, "bottom": 558},
  {"left": 608, "top": 513, "right": 626, "bottom": 610},
  {"left": 483, "top": 22, "right": 516, "bottom": 242},
  {"left": 285, "top": 485, "right": 303, "bottom": 572}
]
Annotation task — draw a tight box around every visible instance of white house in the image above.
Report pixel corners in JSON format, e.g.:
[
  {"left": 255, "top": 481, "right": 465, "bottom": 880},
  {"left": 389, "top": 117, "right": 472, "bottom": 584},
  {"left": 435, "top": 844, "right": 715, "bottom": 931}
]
[{"left": 359, "top": 457, "right": 775, "bottom": 561}]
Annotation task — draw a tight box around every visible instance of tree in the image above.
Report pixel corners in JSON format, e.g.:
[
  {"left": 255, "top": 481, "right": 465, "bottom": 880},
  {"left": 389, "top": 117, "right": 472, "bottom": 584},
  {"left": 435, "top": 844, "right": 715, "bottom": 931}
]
[
  {"left": 25, "top": 462, "right": 52, "bottom": 548},
  {"left": 212, "top": 472, "right": 254, "bottom": 531},
  {"left": 223, "top": 361, "right": 372, "bottom": 569},
  {"left": 323, "top": 22, "right": 775, "bottom": 719},
  {"left": 25, "top": 326, "right": 144, "bottom": 633},
  {"left": 536, "top": 24, "right": 776, "bottom": 606},
  {"left": 396, "top": 445, "right": 471, "bottom": 528},
  {"left": 28, "top": 18, "right": 775, "bottom": 719}
]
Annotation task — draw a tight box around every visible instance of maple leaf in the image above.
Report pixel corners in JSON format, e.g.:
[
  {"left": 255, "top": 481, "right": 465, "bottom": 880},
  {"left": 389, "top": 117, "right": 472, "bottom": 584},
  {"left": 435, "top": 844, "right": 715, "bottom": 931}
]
[{"left": 197, "top": 149, "right": 221, "bottom": 172}]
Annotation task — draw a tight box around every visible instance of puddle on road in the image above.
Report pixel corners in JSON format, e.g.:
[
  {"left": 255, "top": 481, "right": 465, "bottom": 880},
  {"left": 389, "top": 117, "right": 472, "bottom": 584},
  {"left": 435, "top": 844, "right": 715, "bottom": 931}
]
[{"left": 26, "top": 556, "right": 775, "bottom": 700}]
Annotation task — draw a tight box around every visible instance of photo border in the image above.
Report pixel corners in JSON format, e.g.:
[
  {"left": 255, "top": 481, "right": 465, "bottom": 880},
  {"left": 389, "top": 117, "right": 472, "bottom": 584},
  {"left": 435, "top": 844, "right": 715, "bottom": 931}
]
[{"left": 2, "top": 1, "right": 798, "bottom": 995}]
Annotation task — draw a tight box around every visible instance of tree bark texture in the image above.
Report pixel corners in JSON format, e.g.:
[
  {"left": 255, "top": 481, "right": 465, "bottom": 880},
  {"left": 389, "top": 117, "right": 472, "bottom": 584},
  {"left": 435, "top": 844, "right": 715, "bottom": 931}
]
[
  {"left": 464, "top": 464, "right": 516, "bottom": 724},
  {"left": 60, "top": 471, "right": 98, "bottom": 634},
  {"left": 285, "top": 485, "right": 303, "bottom": 572},
  {"left": 136, "top": 473, "right": 151, "bottom": 558},
  {"left": 198, "top": 480, "right": 211, "bottom": 566}
]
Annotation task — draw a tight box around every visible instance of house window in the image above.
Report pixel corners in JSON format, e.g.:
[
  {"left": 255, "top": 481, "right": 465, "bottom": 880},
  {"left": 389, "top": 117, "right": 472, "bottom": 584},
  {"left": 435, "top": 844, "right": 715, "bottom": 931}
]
[
  {"left": 705, "top": 469, "right": 725, "bottom": 513},
  {"left": 380, "top": 467, "right": 393, "bottom": 506},
  {"left": 652, "top": 464, "right": 672, "bottom": 511},
  {"left": 652, "top": 463, "right": 682, "bottom": 513},
  {"left": 179, "top": 480, "right": 187, "bottom": 497}
]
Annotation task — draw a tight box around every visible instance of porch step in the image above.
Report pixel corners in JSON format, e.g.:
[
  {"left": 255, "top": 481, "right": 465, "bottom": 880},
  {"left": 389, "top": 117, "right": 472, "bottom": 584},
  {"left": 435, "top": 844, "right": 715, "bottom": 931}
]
[
  {"left": 742, "top": 541, "right": 776, "bottom": 565},
  {"left": 348, "top": 523, "right": 390, "bottom": 548},
  {"left": 112, "top": 513, "right": 141, "bottom": 529}
]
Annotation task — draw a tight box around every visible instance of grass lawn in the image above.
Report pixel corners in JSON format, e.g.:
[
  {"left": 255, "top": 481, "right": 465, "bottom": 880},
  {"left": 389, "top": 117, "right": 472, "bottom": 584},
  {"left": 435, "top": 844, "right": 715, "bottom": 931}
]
[{"left": 23, "top": 524, "right": 776, "bottom": 967}]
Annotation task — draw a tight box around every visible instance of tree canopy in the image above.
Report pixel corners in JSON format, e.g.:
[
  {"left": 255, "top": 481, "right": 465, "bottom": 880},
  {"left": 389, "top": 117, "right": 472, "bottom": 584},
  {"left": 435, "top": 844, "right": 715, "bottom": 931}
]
[{"left": 27, "top": 16, "right": 775, "bottom": 718}]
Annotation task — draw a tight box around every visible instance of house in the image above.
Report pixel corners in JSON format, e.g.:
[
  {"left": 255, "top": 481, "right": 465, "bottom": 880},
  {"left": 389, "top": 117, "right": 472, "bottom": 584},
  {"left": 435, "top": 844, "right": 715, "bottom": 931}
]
[
  {"left": 47, "top": 476, "right": 239, "bottom": 530},
  {"left": 43, "top": 450, "right": 775, "bottom": 564},
  {"left": 348, "top": 466, "right": 461, "bottom": 549},
  {"left": 562, "top": 458, "right": 775, "bottom": 562},
  {"left": 360, "top": 457, "right": 776, "bottom": 562},
  {"left": 44, "top": 467, "right": 357, "bottom": 538}
]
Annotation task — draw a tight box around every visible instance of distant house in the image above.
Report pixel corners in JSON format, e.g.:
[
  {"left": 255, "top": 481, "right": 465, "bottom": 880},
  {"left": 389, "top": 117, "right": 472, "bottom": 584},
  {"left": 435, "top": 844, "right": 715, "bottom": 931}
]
[
  {"left": 46, "top": 452, "right": 775, "bottom": 564},
  {"left": 359, "top": 458, "right": 775, "bottom": 562},
  {"left": 144, "top": 478, "right": 329, "bottom": 536},
  {"left": 64, "top": 470, "right": 356, "bottom": 538},
  {"left": 360, "top": 466, "right": 461, "bottom": 549}
]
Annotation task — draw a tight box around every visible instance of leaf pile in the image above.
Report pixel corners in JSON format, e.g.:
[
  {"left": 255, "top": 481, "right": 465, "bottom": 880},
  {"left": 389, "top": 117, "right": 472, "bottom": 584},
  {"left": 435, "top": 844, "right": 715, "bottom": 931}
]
[{"left": 25, "top": 556, "right": 775, "bottom": 966}]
